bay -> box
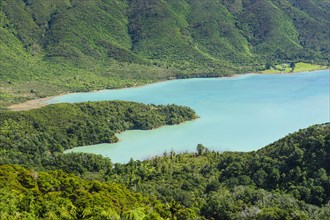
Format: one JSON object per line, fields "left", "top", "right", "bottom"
{"left": 47, "top": 70, "right": 330, "bottom": 163}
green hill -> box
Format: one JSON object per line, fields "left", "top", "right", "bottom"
{"left": 0, "top": 0, "right": 329, "bottom": 106}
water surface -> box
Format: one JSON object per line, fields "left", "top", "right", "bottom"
{"left": 48, "top": 70, "right": 330, "bottom": 163}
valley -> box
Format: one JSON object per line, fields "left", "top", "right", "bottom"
{"left": 0, "top": 0, "right": 329, "bottom": 219}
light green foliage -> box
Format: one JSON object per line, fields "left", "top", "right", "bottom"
{"left": 188, "top": 0, "right": 252, "bottom": 63}
{"left": 0, "top": 164, "right": 172, "bottom": 219}
{"left": 262, "top": 62, "right": 328, "bottom": 73}
{"left": 0, "top": 0, "right": 329, "bottom": 106}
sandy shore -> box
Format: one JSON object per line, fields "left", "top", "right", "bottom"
{"left": 7, "top": 68, "right": 329, "bottom": 112}
{"left": 7, "top": 97, "right": 51, "bottom": 111}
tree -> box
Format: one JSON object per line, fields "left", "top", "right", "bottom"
{"left": 121, "top": 208, "right": 146, "bottom": 220}
{"left": 196, "top": 144, "right": 208, "bottom": 156}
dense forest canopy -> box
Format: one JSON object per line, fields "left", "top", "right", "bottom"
{"left": 0, "top": 101, "right": 197, "bottom": 170}
{"left": 0, "top": 0, "right": 329, "bottom": 106}
{"left": 0, "top": 164, "right": 179, "bottom": 219}
{"left": 0, "top": 100, "right": 329, "bottom": 219}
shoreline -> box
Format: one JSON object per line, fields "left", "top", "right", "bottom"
{"left": 7, "top": 68, "right": 329, "bottom": 111}
{"left": 7, "top": 96, "right": 54, "bottom": 111}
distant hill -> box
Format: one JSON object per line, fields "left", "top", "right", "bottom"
{"left": 0, "top": 0, "right": 329, "bottom": 105}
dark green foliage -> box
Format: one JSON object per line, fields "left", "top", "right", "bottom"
{"left": 106, "top": 123, "right": 330, "bottom": 218}
{"left": 0, "top": 101, "right": 197, "bottom": 171}
{"left": 256, "top": 123, "right": 330, "bottom": 205}
{"left": 1, "top": 0, "right": 329, "bottom": 106}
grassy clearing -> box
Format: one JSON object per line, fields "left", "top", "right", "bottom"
{"left": 262, "top": 62, "right": 328, "bottom": 74}
{"left": 293, "top": 62, "right": 329, "bottom": 72}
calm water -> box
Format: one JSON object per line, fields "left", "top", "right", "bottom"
{"left": 47, "top": 70, "right": 330, "bottom": 163}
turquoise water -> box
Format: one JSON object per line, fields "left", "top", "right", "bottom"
{"left": 47, "top": 70, "right": 330, "bottom": 163}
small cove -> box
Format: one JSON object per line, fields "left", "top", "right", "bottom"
{"left": 47, "top": 70, "right": 330, "bottom": 163}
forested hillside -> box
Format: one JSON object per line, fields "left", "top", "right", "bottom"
{"left": 0, "top": 164, "right": 189, "bottom": 219}
{"left": 107, "top": 123, "right": 330, "bottom": 219}
{"left": 1, "top": 0, "right": 329, "bottom": 106}
{"left": 0, "top": 101, "right": 329, "bottom": 219}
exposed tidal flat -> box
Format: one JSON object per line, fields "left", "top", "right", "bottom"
{"left": 47, "top": 70, "right": 330, "bottom": 163}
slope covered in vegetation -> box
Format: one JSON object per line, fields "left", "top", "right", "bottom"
{"left": 0, "top": 101, "right": 329, "bottom": 219}
{"left": 0, "top": 164, "right": 196, "bottom": 219}
{"left": 106, "top": 123, "right": 330, "bottom": 219}
{"left": 1, "top": 0, "right": 329, "bottom": 106}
